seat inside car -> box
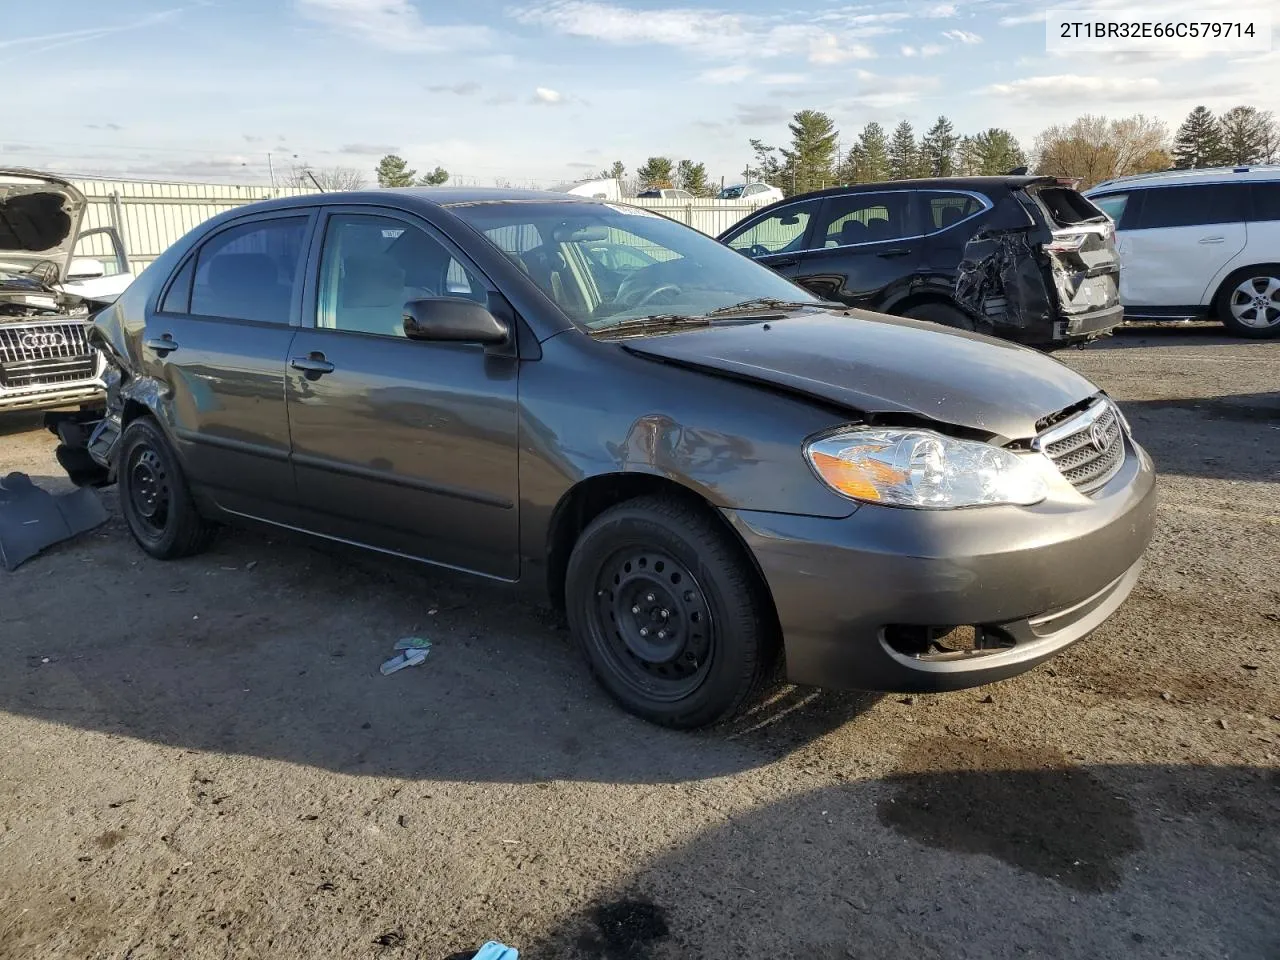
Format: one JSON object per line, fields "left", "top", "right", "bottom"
{"left": 203, "top": 253, "right": 289, "bottom": 320}
{"left": 335, "top": 253, "right": 407, "bottom": 336}
{"left": 838, "top": 220, "right": 868, "bottom": 246}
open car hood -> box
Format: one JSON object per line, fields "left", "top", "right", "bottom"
{"left": 0, "top": 169, "right": 88, "bottom": 285}
{"left": 619, "top": 311, "right": 1099, "bottom": 440}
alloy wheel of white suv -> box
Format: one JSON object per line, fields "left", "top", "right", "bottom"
{"left": 1220, "top": 268, "right": 1280, "bottom": 337}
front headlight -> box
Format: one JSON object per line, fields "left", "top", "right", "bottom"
{"left": 805, "top": 427, "right": 1048, "bottom": 509}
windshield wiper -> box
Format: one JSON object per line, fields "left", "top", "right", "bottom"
{"left": 704, "top": 297, "right": 845, "bottom": 318}
{"left": 591, "top": 314, "right": 712, "bottom": 336}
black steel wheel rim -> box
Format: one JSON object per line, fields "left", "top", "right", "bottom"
{"left": 127, "top": 445, "right": 171, "bottom": 538}
{"left": 589, "top": 546, "right": 715, "bottom": 701}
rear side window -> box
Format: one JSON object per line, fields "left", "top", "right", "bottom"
{"left": 1090, "top": 193, "right": 1129, "bottom": 223}
{"left": 159, "top": 256, "right": 195, "bottom": 313}
{"left": 927, "top": 193, "right": 985, "bottom": 232}
{"left": 190, "top": 217, "right": 308, "bottom": 323}
{"left": 1133, "top": 184, "right": 1247, "bottom": 229}
{"left": 1250, "top": 181, "right": 1280, "bottom": 221}
{"left": 816, "top": 192, "right": 918, "bottom": 247}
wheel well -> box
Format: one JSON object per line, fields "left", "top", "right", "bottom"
{"left": 888, "top": 291, "right": 959, "bottom": 317}
{"left": 1211, "top": 263, "right": 1280, "bottom": 314}
{"left": 121, "top": 399, "right": 151, "bottom": 425}
{"left": 543, "top": 473, "right": 774, "bottom": 617}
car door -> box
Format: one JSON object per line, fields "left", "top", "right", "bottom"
{"left": 789, "top": 191, "right": 924, "bottom": 308}
{"left": 284, "top": 207, "right": 520, "bottom": 580}
{"left": 1112, "top": 184, "right": 1248, "bottom": 310}
{"left": 143, "top": 210, "right": 313, "bottom": 517}
{"left": 720, "top": 198, "right": 821, "bottom": 280}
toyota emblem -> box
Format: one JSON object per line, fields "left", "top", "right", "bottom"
{"left": 1089, "top": 419, "right": 1108, "bottom": 452}
{"left": 19, "top": 331, "right": 68, "bottom": 349}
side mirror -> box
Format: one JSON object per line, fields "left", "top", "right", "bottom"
{"left": 402, "top": 297, "right": 509, "bottom": 344}
{"left": 67, "top": 257, "right": 106, "bottom": 279}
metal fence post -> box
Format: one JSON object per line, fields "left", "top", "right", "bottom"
{"left": 685, "top": 203, "right": 693, "bottom": 226}
{"left": 109, "top": 191, "right": 132, "bottom": 271}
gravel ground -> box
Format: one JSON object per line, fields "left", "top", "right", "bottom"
{"left": 1, "top": 325, "right": 1277, "bottom": 960}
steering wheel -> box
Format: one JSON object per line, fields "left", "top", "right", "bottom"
{"left": 629, "top": 283, "right": 683, "bottom": 310}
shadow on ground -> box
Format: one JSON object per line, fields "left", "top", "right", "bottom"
{"left": 1120, "top": 392, "right": 1280, "bottom": 483}
{"left": 1, "top": 480, "right": 879, "bottom": 786}
{"left": 528, "top": 747, "right": 1279, "bottom": 959}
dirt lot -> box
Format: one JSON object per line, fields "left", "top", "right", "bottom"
{"left": 1, "top": 325, "right": 1277, "bottom": 960}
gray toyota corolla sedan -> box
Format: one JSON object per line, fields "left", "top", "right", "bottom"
{"left": 50, "top": 188, "right": 1156, "bottom": 728}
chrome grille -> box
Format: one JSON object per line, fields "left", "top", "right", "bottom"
{"left": 1036, "top": 398, "right": 1126, "bottom": 493}
{"left": 0, "top": 322, "right": 98, "bottom": 390}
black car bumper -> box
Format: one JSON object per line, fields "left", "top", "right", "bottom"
{"left": 723, "top": 437, "right": 1156, "bottom": 693}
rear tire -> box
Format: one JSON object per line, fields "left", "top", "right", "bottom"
{"left": 118, "top": 417, "right": 216, "bottom": 559}
{"left": 1217, "top": 266, "right": 1280, "bottom": 338}
{"left": 902, "top": 301, "right": 992, "bottom": 336}
{"left": 564, "top": 495, "right": 778, "bottom": 729}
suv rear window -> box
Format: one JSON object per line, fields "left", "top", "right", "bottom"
{"left": 1030, "top": 186, "right": 1107, "bottom": 227}
{"left": 1250, "top": 181, "right": 1280, "bottom": 222}
{"left": 1133, "top": 184, "right": 1247, "bottom": 229}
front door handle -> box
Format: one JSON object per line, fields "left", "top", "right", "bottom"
{"left": 767, "top": 257, "right": 799, "bottom": 268}
{"left": 1199, "top": 236, "right": 1226, "bottom": 244}
{"left": 144, "top": 335, "right": 179, "bottom": 355}
{"left": 877, "top": 248, "right": 912, "bottom": 258}
{"left": 290, "top": 354, "right": 335, "bottom": 376}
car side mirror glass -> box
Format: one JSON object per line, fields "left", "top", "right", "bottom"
{"left": 402, "top": 297, "right": 509, "bottom": 344}
{"left": 67, "top": 257, "right": 106, "bottom": 279}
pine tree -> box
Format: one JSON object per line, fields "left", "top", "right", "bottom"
{"left": 888, "top": 121, "right": 919, "bottom": 180}
{"left": 780, "top": 110, "right": 839, "bottom": 195}
{"left": 598, "top": 160, "right": 626, "bottom": 180}
{"left": 637, "top": 157, "right": 675, "bottom": 189}
{"left": 971, "top": 128, "right": 1028, "bottom": 175}
{"left": 921, "top": 116, "right": 960, "bottom": 177}
{"left": 1218, "top": 106, "right": 1279, "bottom": 165}
{"left": 375, "top": 154, "right": 417, "bottom": 187}
{"left": 957, "top": 136, "right": 979, "bottom": 176}
{"left": 418, "top": 166, "right": 449, "bottom": 186}
{"left": 675, "top": 159, "right": 711, "bottom": 196}
{"left": 747, "top": 139, "right": 784, "bottom": 188}
{"left": 1172, "top": 107, "right": 1226, "bottom": 168}
{"left": 853, "top": 122, "right": 891, "bottom": 183}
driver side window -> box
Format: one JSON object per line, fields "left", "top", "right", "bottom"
{"left": 726, "top": 201, "right": 817, "bottom": 256}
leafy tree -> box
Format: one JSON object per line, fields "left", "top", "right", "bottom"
{"left": 920, "top": 115, "right": 960, "bottom": 177}
{"left": 1033, "top": 114, "right": 1170, "bottom": 188}
{"left": 598, "top": 160, "right": 626, "bottom": 180}
{"left": 1218, "top": 105, "right": 1279, "bottom": 165}
{"left": 675, "top": 159, "right": 712, "bottom": 196}
{"left": 418, "top": 166, "right": 449, "bottom": 186}
{"left": 746, "top": 139, "right": 784, "bottom": 188}
{"left": 287, "top": 166, "right": 366, "bottom": 190}
{"left": 636, "top": 156, "right": 675, "bottom": 189}
{"left": 971, "top": 128, "right": 1027, "bottom": 175}
{"left": 1172, "top": 106, "right": 1227, "bottom": 168}
{"left": 779, "top": 109, "right": 839, "bottom": 196}
{"left": 888, "top": 121, "right": 919, "bottom": 180}
{"left": 375, "top": 154, "right": 418, "bottom": 188}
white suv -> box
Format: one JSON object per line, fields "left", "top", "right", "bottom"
{"left": 1085, "top": 166, "right": 1280, "bottom": 338}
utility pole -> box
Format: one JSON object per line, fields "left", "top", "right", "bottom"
{"left": 267, "top": 152, "right": 276, "bottom": 191}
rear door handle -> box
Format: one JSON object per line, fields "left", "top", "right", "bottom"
{"left": 144, "top": 335, "right": 179, "bottom": 355}
{"left": 1199, "top": 237, "right": 1226, "bottom": 244}
{"left": 877, "top": 248, "right": 912, "bottom": 258}
{"left": 290, "top": 354, "right": 335, "bottom": 376}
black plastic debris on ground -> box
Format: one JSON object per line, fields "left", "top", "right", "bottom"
{"left": 0, "top": 472, "right": 108, "bottom": 571}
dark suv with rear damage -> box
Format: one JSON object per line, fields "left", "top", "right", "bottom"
{"left": 719, "top": 176, "right": 1123, "bottom": 349}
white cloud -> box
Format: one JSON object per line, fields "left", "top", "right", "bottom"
{"left": 919, "top": 43, "right": 944, "bottom": 57}
{"left": 295, "top": 0, "right": 491, "bottom": 51}
{"left": 839, "top": 68, "right": 940, "bottom": 108}
{"left": 0, "top": 7, "right": 188, "bottom": 57}
{"left": 511, "top": 1, "right": 874, "bottom": 63}
{"left": 943, "top": 29, "right": 981, "bottom": 44}
{"left": 700, "top": 65, "right": 752, "bottom": 84}
{"left": 984, "top": 74, "right": 1162, "bottom": 103}
{"left": 900, "top": 44, "right": 916, "bottom": 56}
{"left": 999, "top": 11, "right": 1045, "bottom": 26}
{"left": 923, "top": 3, "right": 957, "bottom": 16}
{"left": 533, "top": 86, "right": 564, "bottom": 104}
{"left": 760, "top": 72, "right": 809, "bottom": 85}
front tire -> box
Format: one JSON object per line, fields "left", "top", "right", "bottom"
{"left": 902, "top": 301, "right": 992, "bottom": 336}
{"left": 564, "top": 495, "right": 778, "bottom": 729}
{"left": 118, "top": 417, "right": 216, "bottom": 559}
{"left": 1217, "top": 266, "right": 1280, "bottom": 338}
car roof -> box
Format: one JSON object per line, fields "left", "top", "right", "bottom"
{"left": 213, "top": 186, "right": 599, "bottom": 216}
{"left": 1087, "top": 164, "right": 1280, "bottom": 193}
{"left": 776, "top": 176, "right": 1057, "bottom": 203}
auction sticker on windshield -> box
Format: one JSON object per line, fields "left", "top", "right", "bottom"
{"left": 1046, "top": 9, "right": 1271, "bottom": 52}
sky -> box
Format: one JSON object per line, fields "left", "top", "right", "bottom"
{"left": 2, "top": 0, "right": 1278, "bottom": 187}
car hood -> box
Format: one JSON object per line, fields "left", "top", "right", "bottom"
{"left": 0, "top": 168, "right": 88, "bottom": 285}
{"left": 619, "top": 311, "right": 1099, "bottom": 440}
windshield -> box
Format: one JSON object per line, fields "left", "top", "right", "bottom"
{"left": 450, "top": 201, "right": 819, "bottom": 330}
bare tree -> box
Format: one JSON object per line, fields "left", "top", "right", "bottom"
{"left": 288, "top": 165, "right": 367, "bottom": 190}
{"left": 1033, "top": 114, "right": 1169, "bottom": 188}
